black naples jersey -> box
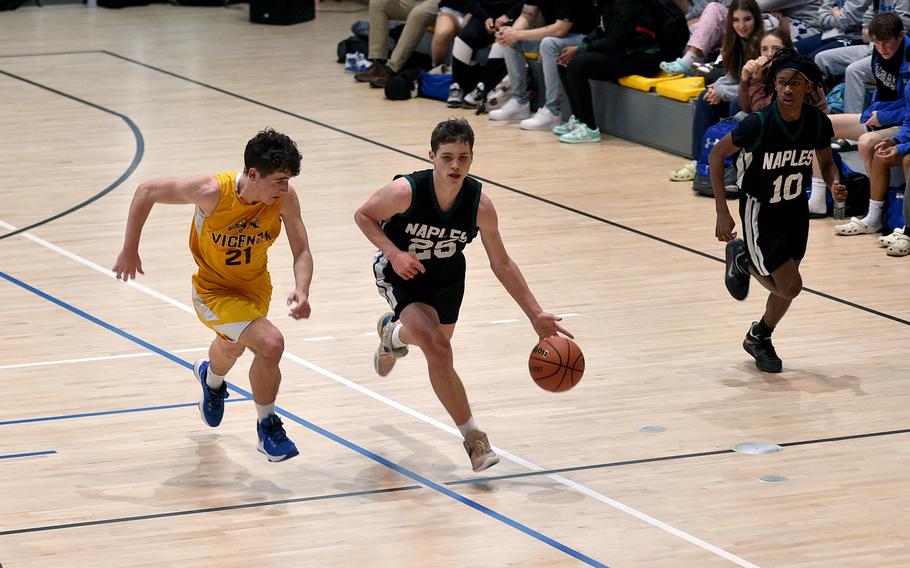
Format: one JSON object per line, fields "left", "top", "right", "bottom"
{"left": 732, "top": 103, "right": 833, "bottom": 205}
{"left": 381, "top": 169, "right": 482, "bottom": 268}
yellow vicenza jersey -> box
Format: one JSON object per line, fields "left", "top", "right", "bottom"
{"left": 189, "top": 171, "right": 283, "bottom": 296}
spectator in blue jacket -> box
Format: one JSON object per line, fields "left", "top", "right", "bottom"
{"left": 830, "top": 13, "right": 910, "bottom": 232}
{"left": 815, "top": 0, "right": 910, "bottom": 114}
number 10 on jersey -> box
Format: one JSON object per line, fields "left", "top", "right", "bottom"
{"left": 769, "top": 173, "right": 803, "bottom": 203}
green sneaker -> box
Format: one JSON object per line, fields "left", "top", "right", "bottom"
{"left": 559, "top": 124, "right": 601, "bottom": 144}
{"left": 552, "top": 115, "right": 579, "bottom": 135}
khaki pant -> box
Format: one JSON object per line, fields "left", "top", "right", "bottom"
{"left": 368, "top": 0, "right": 439, "bottom": 72}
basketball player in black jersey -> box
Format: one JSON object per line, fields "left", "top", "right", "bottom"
{"left": 354, "top": 118, "right": 572, "bottom": 471}
{"left": 710, "top": 51, "right": 847, "bottom": 373}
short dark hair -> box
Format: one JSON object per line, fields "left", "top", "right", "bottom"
{"left": 869, "top": 12, "right": 903, "bottom": 41}
{"left": 244, "top": 128, "right": 301, "bottom": 177}
{"left": 430, "top": 118, "right": 474, "bottom": 152}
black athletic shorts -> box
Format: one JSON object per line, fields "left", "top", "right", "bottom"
{"left": 739, "top": 194, "right": 809, "bottom": 276}
{"left": 372, "top": 251, "right": 466, "bottom": 324}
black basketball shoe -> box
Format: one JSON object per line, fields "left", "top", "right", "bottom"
{"left": 743, "top": 326, "right": 783, "bottom": 373}
{"left": 724, "top": 239, "right": 751, "bottom": 301}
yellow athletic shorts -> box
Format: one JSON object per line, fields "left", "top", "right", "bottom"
{"left": 191, "top": 285, "right": 270, "bottom": 342}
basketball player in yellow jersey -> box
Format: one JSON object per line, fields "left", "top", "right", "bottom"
{"left": 113, "top": 128, "right": 312, "bottom": 462}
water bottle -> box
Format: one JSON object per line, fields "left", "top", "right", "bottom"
{"left": 833, "top": 200, "right": 846, "bottom": 220}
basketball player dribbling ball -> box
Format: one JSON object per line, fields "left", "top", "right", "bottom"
{"left": 113, "top": 128, "right": 313, "bottom": 462}
{"left": 710, "top": 51, "right": 847, "bottom": 373}
{"left": 354, "top": 118, "right": 572, "bottom": 472}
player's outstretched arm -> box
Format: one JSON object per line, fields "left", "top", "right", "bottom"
{"left": 354, "top": 177, "right": 425, "bottom": 280}
{"left": 281, "top": 187, "right": 313, "bottom": 319}
{"left": 112, "top": 175, "right": 220, "bottom": 281}
{"left": 710, "top": 133, "right": 741, "bottom": 242}
{"left": 477, "top": 194, "right": 573, "bottom": 340}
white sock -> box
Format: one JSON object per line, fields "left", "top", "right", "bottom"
{"left": 808, "top": 178, "right": 827, "bottom": 212}
{"left": 861, "top": 200, "right": 885, "bottom": 227}
{"left": 457, "top": 417, "right": 479, "bottom": 438}
{"left": 390, "top": 323, "right": 406, "bottom": 349}
{"left": 205, "top": 367, "right": 226, "bottom": 389}
{"left": 681, "top": 50, "right": 700, "bottom": 65}
{"left": 255, "top": 403, "right": 275, "bottom": 421}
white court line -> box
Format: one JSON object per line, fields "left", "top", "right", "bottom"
{"left": 489, "top": 318, "right": 519, "bottom": 324}
{"left": 303, "top": 336, "right": 335, "bottom": 342}
{"left": 0, "top": 347, "right": 207, "bottom": 370}
{"left": 0, "top": 220, "right": 759, "bottom": 568}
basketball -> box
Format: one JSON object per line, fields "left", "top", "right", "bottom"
{"left": 529, "top": 336, "right": 585, "bottom": 392}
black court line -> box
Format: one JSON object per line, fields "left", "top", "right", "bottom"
{"left": 453, "top": 425, "right": 910, "bottom": 485}
{"left": 0, "top": 49, "right": 103, "bottom": 59}
{"left": 779, "top": 427, "right": 910, "bottom": 448}
{"left": 96, "top": 50, "right": 910, "bottom": 328}
{"left": 5, "top": 425, "right": 910, "bottom": 536}
{"left": 0, "top": 68, "right": 144, "bottom": 241}
{"left": 0, "top": 485, "right": 421, "bottom": 536}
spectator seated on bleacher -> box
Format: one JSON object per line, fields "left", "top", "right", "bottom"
{"left": 355, "top": 0, "right": 440, "bottom": 89}
{"left": 442, "top": 0, "right": 524, "bottom": 108}
{"left": 830, "top": 13, "right": 910, "bottom": 234}
{"left": 756, "top": 0, "right": 821, "bottom": 52}
{"left": 799, "top": 0, "right": 869, "bottom": 58}
{"left": 815, "top": 0, "right": 910, "bottom": 117}
{"left": 554, "top": 0, "right": 690, "bottom": 144}
{"left": 661, "top": 0, "right": 733, "bottom": 76}
{"left": 670, "top": 0, "right": 764, "bottom": 181}
{"left": 488, "top": 0, "right": 597, "bottom": 131}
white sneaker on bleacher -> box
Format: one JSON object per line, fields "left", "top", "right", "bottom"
{"left": 520, "top": 107, "right": 562, "bottom": 130}
{"left": 489, "top": 99, "right": 530, "bottom": 121}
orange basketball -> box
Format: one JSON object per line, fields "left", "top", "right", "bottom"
{"left": 529, "top": 336, "right": 585, "bottom": 392}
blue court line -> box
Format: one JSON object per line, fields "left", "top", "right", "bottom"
{"left": 0, "top": 450, "right": 56, "bottom": 460}
{"left": 0, "top": 270, "right": 608, "bottom": 568}
{"left": 0, "top": 399, "right": 250, "bottom": 427}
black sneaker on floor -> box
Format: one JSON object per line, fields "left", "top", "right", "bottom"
{"left": 724, "top": 239, "right": 751, "bottom": 301}
{"left": 743, "top": 329, "right": 783, "bottom": 373}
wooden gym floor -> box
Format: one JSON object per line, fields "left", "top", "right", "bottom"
{"left": 0, "top": 3, "right": 908, "bottom": 566}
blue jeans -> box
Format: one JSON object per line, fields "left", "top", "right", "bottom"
{"left": 502, "top": 33, "right": 585, "bottom": 114}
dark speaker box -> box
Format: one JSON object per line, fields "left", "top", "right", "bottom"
{"left": 249, "top": 0, "right": 314, "bottom": 24}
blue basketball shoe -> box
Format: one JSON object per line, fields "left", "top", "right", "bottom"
{"left": 194, "top": 359, "right": 228, "bottom": 427}
{"left": 257, "top": 415, "right": 299, "bottom": 462}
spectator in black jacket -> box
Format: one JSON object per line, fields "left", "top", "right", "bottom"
{"left": 440, "top": 0, "right": 524, "bottom": 108}
{"left": 555, "top": 0, "right": 669, "bottom": 144}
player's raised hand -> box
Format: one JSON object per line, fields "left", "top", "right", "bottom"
{"left": 391, "top": 250, "right": 426, "bottom": 280}
{"left": 287, "top": 290, "right": 311, "bottom": 319}
{"left": 531, "top": 312, "right": 574, "bottom": 340}
{"left": 113, "top": 249, "right": 144, "bottom": 281}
